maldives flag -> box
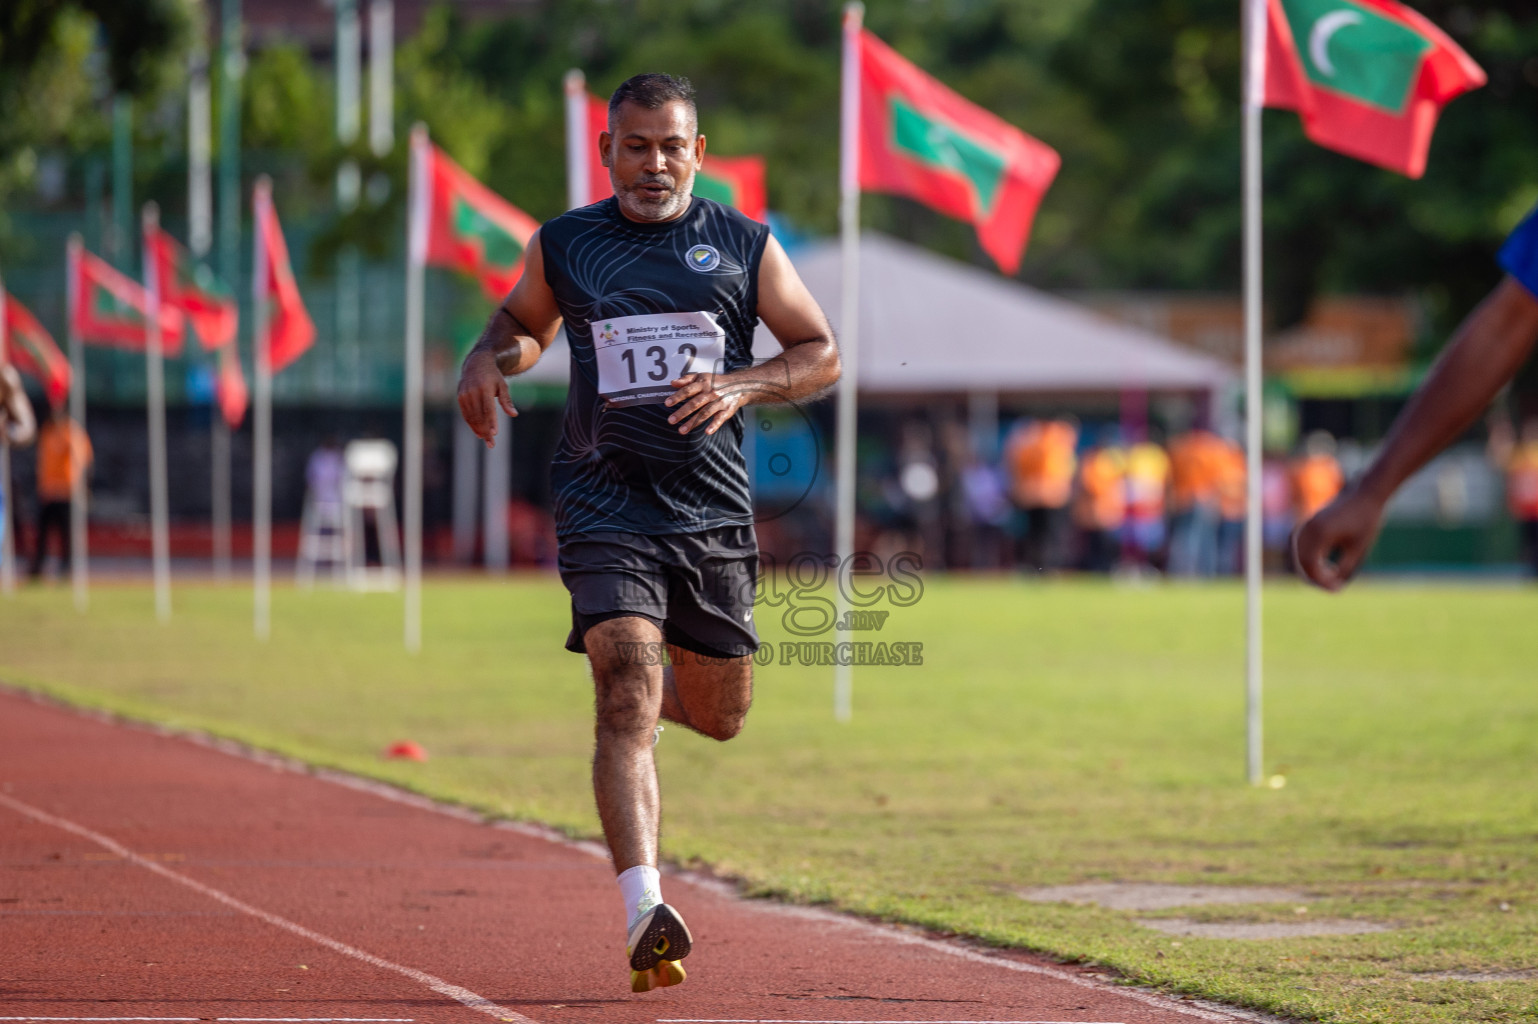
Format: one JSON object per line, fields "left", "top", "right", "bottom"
{"left": 1256, "top": 0, "right": 1485, "bottom": 178}
{"left": 856, "top": 29, "right": 1061, "bottom": 275}
{"left": 695, "top": 154, "right": 768, "bottom": 223}
{"left": 71, "top": 247, "right": 186, "bottom": 355}
{"left": 3, "top": 292, "right": 71, "bottom": 405}
{"left": 415, "top": 136, "right": 540, "bottom": 303}
{"left": 215, "top": 342, "right": 248, "bottom": 429}
{"left": 254, "top": 181, "right": 315, "bottom": 373}
{"left": 146, "top": 225, "right": 238, "bottom": 350}
{"left": 582, "top": 92, "right": 611, "bottom": 206}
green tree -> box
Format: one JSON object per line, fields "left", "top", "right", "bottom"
{"left": 0, "top": 0, "right": 192, "bottom": 241}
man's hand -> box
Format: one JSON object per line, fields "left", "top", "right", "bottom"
{"left": 662, "top": 372, "right": 755, "bottom": 436}
{"left": 457, "top": 349, "right": 517, "bottom": 449}
{"left": 1292, "top": 486, "right": 1387, "bottom": 592}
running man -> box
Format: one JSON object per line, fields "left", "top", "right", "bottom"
{"left": 456, "top": 73, "right": 840, "bottom": 991}
{"left": 1294, "top": 202, "right": 1538, "bottom": 589}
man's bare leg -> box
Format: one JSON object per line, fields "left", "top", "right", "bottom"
{"left": 585, "top": 615, "right": 666, "bottom": 875}
{"left": 660, "top": 645, "right": 753, "bottom": 741}
{"left": 585, "top": 619, "right": 757, "bottom": 868}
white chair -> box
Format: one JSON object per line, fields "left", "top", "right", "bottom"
{"left": 342, "top": 439, "right": 402, "bottom": 592}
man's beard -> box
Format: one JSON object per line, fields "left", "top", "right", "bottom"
{"left": 615, "top": 169, "right": 694, "bottom": 222}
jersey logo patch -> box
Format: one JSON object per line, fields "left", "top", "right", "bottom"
{"left": 685, "top": 244, "right": 721, "bottom": 273}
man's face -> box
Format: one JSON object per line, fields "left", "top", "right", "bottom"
{"left": 601, "top": 99, "right": 706, "bottom": 223}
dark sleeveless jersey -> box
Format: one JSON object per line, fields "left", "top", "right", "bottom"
{"left": 539, "top": 196, "right": 770, "bottom": 537}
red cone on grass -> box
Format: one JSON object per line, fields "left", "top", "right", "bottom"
{"left": 385, "top": 740, "right": 429, "bottom": 762}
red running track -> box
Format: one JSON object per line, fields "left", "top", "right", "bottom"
{"left": 0, "top": 689, "right": 1282, "bottom": 1024}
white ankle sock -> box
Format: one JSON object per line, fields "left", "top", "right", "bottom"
{"left": 618, "top": 864, "right": 663, "bottom": 931}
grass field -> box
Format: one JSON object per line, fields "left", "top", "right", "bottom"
{"left": 2, "top": 574, "right": 1537, "bottom": 1023}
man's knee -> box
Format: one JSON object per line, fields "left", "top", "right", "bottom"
{"left": 593, "top": 665, "right": 658, "bottom": 733}
{"left": 698, "top": 711, "right": 746, "bottom": 743}
{"left": 674, "top": 656, "right": 753, "bottom": 742}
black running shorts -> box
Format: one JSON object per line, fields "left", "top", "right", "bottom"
{"left": 558, "top": 526, "right": 760, "bottom": 659}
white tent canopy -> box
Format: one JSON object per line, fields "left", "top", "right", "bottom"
{"left": 753, "top": 232, "right": 1234, "bottom": 395}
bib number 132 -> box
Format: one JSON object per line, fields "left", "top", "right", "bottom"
{"left": 593, "top": 310, "right": 727, "bottom": 408}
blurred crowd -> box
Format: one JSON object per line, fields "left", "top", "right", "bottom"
{"left": 862, "top": 415, "right": 1350, "bottom": 577}
{"left": 1004, "top": 418, "right": 1349, "bottom": 576}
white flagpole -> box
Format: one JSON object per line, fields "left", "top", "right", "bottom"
{"left": 189, "top": 46, "right": 231, "bottom": 583}
{"left": 0, "top": 275, "right": 12, "bottom": 597}
{"left": 833, "top": 1, "right": 864, "bottom": 723}
{"left": 253, "top": 177, "right": 273, "bottom": 640}
{"left": 368, "top": 0, "right": 394, "bottom": 158}
{"left": 1243, "top": 0, "right": 1266, "bottom": 786}
{"left": 564, "top": 69, "right": 590, "bottom": 210}
{"left": 403, "top": 123, "right": 428, "bottom": 652}
{"left": 142, "top": 205, "right": 173, "bottom": 622}
{"left": 66, "top": 235, "right": 89, "bottom": 611}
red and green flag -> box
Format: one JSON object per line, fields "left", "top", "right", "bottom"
{"left": 582, "top": 92, "right": 612, "bottom": 206}
{"left": 254, "top": 180, "right": 315, "bottom": 374}
{"left": 215, "top": 342, "right": 248, "bottom": 429}
{"left": 855, "top": 28, "right": 1061, "bottom": 275}
{"left": 414, "top": 136, "right": 540, "bottom": 303}
{"left": 146, "top": 225, "right": 238, "bottom": 350}
{"left": 694, "top": 154, "right": 768, "bottom": 223}
{"left": 70, "top": 247, "right": 186, "bottom": 355}
{"left": 579, "top": 88, "right": 769, "bottom": 221}
{"left": 3, "top": 291, "right": 71, "bottom": 405}
{"left": 1255, "top": 0, "right": 1484, "bottom": 178}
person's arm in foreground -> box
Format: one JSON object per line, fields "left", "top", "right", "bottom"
{"left": 1294, "top": 276, "right": 1538, "bottom": 590}
{"left": 0, "top": 366, "right": 36, "bottom": 447}
{"left": 663, "top": 234, "right": 842, "bottom": 436}
{"left": 456, "top": 228, "right": 564, "bottom": 448}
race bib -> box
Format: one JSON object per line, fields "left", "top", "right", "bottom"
{"left": 592, "top": 311, "right": 727, "bottom": 407}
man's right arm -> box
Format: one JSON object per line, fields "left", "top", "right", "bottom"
{"left": 457, "top": 228, "right": 564, "bottom": 448}
{"left": 1295, "top": 275, "right": 1538, "bottom": 590}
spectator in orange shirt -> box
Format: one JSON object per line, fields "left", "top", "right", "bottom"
{"left": 1487, "top": 415, "right": 1538, "bottom": 576}
{"left": 1167, "top": 428, "right": 1225, "bottom": 577}
{"left": 1072, "top": 430, "right": 1126, "bottom": 573}
{"left": 1213, "top": 436, "right": 1247, "bottom": 576}
{"left": 1005, "top": 417, "right": 1078, "bottom": 572}
{"left": 29, "top": 404, "right": 92, "bottom": 580}
{"left": 1290, "top": 431, "right": 1345, "bottom": 523}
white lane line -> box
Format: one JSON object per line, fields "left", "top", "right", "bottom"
{"left": 656, "top": 1020, "right": 1127, "bottom": 1023}
{"left": 0, "top": 1018, "right": 201, "bottom": 1022}
{"left": 0, "top": 792, "right": 535, "bottom": 1024}
{"left": 0, "top": 1019, "right": 413, "bottom": 1022}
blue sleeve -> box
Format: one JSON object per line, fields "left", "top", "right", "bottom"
{"left": 1498, "top": 203, "right": 1538, "bottom": 300}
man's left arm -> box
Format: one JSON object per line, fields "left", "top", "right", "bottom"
{"left": 665, "top": 234, "right": 841, "bottom": 436}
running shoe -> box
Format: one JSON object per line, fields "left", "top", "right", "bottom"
{"left": 626, "top": 902, "right": 692, "bottom": 992}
